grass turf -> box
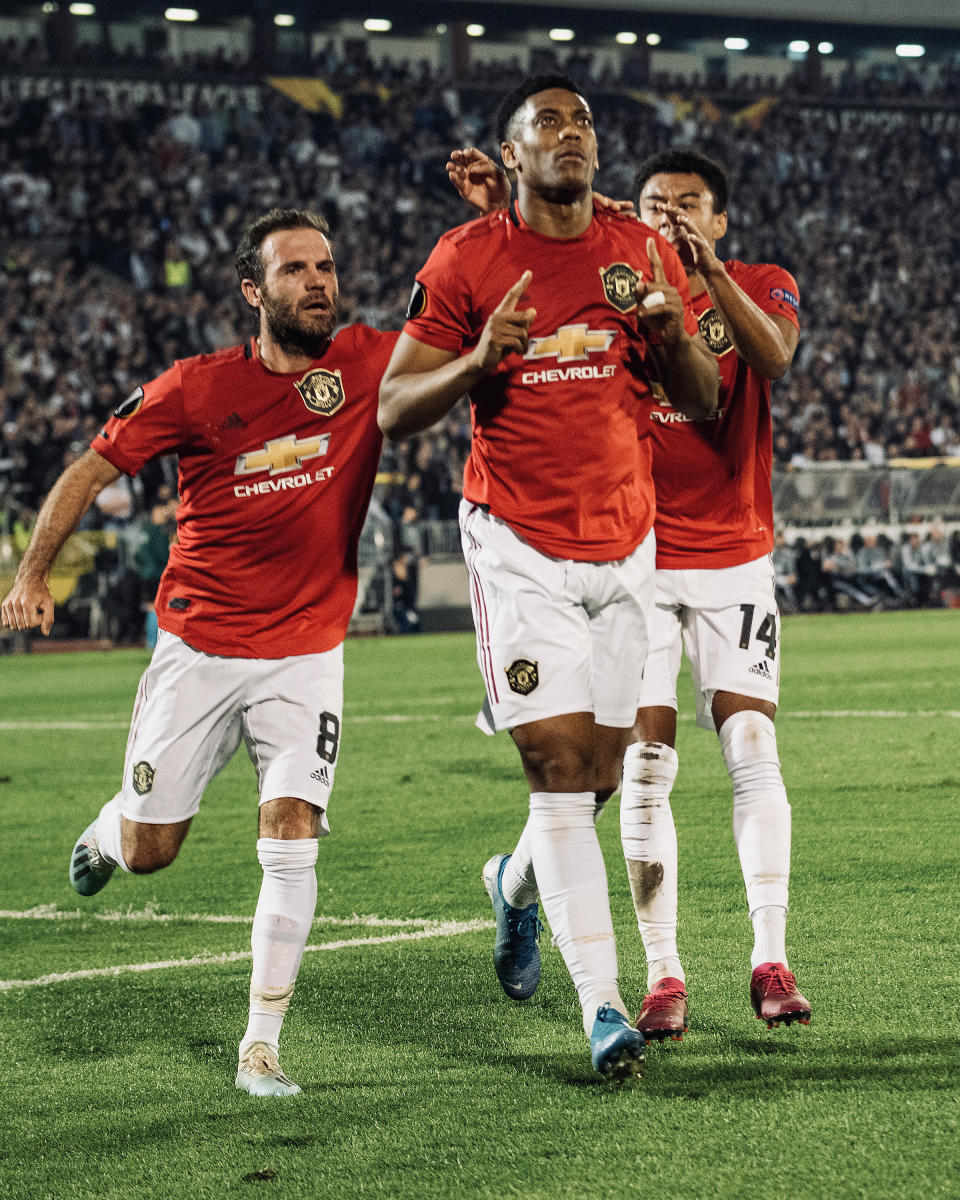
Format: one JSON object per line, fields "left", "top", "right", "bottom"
{"left": 0, "top": 610, "right": 958, "bottom": 1199}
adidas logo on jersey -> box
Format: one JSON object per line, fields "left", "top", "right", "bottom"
{"left": 749, "top": 660, "right": 773, "bottom": 678}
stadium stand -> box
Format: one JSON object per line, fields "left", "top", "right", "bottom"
{"left": 2, "top": 22, "right": 960, "bottom": 638}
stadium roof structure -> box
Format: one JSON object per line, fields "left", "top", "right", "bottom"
{"left": 8, "top": 0, "right": 960, "bottom": 60}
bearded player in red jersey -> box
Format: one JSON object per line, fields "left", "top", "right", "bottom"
{"left": 620, "top": 149, "right": 810, "bottom": 1042}
{"left": 379, "top": 76, "right": 718, "bottom": 1081}
{"left": 1, "top": 209, "right": 395, "bottom": 1097}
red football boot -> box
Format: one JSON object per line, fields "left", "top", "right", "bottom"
{"left": 634, "top": 976, "right": 689, "bottom": 1042}
{"left": 750, "top": 962, "right": 811, "bottom": 1028}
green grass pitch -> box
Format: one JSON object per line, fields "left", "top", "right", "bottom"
{"left": 1, "top": 610, "right": 958, "bottom": 1199}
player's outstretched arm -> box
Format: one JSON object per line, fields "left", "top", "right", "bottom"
{"left": 379, "top": 272, "right": 536, "bottom": 440}
{"left": 636, "top": 239, "right": 718, "bottom": 420}
{"left": 1, "top": 448, "right": 122, "bottom": 635}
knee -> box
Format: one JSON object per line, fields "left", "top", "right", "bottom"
{"left": 622, "top": 740, "right": 679, "bottom": 792}
{"left": 516, "top": 738, "right": 593, "bottom": 793}
{"left": 718, "top": 709, "right": 787, "bottom": 800}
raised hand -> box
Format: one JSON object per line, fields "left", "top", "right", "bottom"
{"left": 446, "top": 147, "right": 511, "bottom": 215}
{"left": 470, "top": 271, "right": 537, "bottom": 372}
{"left": 635, "top": 239, "right": 687, "bottom": 345}
{"left": 648, "top": 201, "right": 721, "bottom": 275}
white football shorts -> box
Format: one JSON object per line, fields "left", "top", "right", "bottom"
{"left": 116, "top": 630, "right": 344, "bottom": 830}
{"left": 637, "top": 553, "right": 781, "bottom": 730}
{"left": 460, "top": 499, "right": 655, "bottom": 732}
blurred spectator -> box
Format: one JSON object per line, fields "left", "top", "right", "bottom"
{"left": 134, "top": 483, "right": 178, "bottom": 647}
{"left": 390, "top": 548, "right": 421, "bottom": 634}
{"left": 771, "top": 529, "right": 799, "bottom": 613}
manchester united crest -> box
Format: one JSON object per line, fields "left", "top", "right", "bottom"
{"left": 506, "top": 658, "right": 539, "bottom": 696}
{"left": 295, "top": 368, "right": 346, "bottom": 416}
{"left": 132, "top": 761, "right": 155, "bottom": 796}
{"left": 599, "top": 263, "right": 640, "bottom": 314}
{"left": 698, "top": 307, "right": 734, "bottom": 356}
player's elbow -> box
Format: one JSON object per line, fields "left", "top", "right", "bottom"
{"left": 377, "top": 376, "right": 410, "bottom": 442}
{"left": 765, "top": 354, "right": 793, "bottom": 381}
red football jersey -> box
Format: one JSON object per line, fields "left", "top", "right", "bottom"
{"left": 646, "top": 261, "right": 800, "bottom": 568}
{"left": 404, "top": 201, "right": 699, "bottom": 562}
{"left": 94, "top": 325, "right": 395, "bottom": 657}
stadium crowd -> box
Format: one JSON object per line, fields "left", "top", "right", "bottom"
{"left": 2, "top": 41, "right": 960, "bottom": 626}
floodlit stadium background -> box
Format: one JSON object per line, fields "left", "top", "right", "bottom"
{"left": 2, "top": 0, "right": 960, "bottom": 644}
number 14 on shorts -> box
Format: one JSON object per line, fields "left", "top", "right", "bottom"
{"left": 738, "top": 603, "right": 778, "bottom": 660}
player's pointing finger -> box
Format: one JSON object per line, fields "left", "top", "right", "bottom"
{"left": 495, "top": 270, "right": 533, "bottom": 313}
{"left": 647, "top": 238, "right": 667, "bottom": 282}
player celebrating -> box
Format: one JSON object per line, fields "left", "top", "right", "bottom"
{"left": 379, "top": 76, "right": 718, "bottom": 1080}
{"left": 619, "top": 149, "right": 809, "bottom": 1040}
{"left": 446, "top": 145, "right": 808, "bottom": 1040}
{"left": 1, "top": 209, "right": 395, "bottom": 1097}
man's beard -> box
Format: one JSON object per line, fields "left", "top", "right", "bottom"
{"left": 260, "top": 287, "right": 338, "bottom": 358}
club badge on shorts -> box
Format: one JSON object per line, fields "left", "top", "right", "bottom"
{"left": 599, "top": 263, "right": 640, "bottom": 313}
{"left": 296, "top": 368, "right": 345, "bottom": 416}
{"left": 506, "top": 658, "right": 539, "bottom": 696}
{"left": 132, "top": 761, "right": 155, "bottom": 795}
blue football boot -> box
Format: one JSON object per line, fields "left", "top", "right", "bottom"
{"left": 481, "top": 853, "right": 543, "bottom": 1000}
{"left": 69, "top": 820, "right": 116, "bottom": 896}
{"left": 590, "top": 1002, "right": 645, "bottom": 1081}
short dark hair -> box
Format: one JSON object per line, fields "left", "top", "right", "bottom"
{"left": 494, "top": 73, "right": 586, "bottom": 145}
{"left": 633, "top": 149, "right": 729, "bottom": 214}
{"left": 235, "top": 208, "right": 330, "bottom": 286}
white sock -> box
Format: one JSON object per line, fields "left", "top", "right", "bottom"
{"left": 719, "top": 710, "right": 791, "bottom": 968}
{"left": 751, "top": 905, "right": 788, "bottom": 970}
{"left": 619, "top": 741, "right": 684, "bottom": 989}
{"left": 501, "top": 794, "right": 615, "bottom": 910}
{"left": 526, "top": 791, "right": 625, "bottom": 1034}
{"left": 500, "top": 823, "right": 539, "bottom": 908}
{"left": 240, "top": 837, "right": 318, "bottom": 1056}
{"left": 93, "top": 794, "right": 130, "bottom": 872}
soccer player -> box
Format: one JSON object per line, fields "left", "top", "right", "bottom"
{"left": 1, "top": 208, "right": 395, "bottom": 1097}
{"left": 446, "top": 145, "right": 809, "bottom": 1041}
{"left": 378, "top": 76, "right": 718, "bottom": 1080}
{"left": 620, "top": 149, "right": 809, "bottom": 1040}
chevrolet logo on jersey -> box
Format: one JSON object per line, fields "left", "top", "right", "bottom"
{"left": 524, "top": 324, "right": 616, "bottom": 363}
{"left": 698, "top": 307, "right": 734, "bottom": 357}
{"left": 235, "top": 433, "right": 331, "bottom": 476}
{"left": 599, "top": 262, "right": 640, "bottom": 313}
{"left": 296, "top": 367, "right": 346, "bottom": 416}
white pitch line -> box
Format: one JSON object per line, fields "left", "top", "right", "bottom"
{"left": 0, "top": 917, "right": 493, "bottom": 992}
{"left": 785, "top": 709, "right": 960, "bottom": 719}
{"left": 0, "top": 905, "right": 435, "bottom": 928}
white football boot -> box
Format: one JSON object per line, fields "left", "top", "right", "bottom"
{"left": 235, "top": 1042, "right": 302, "bottom": 1097}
